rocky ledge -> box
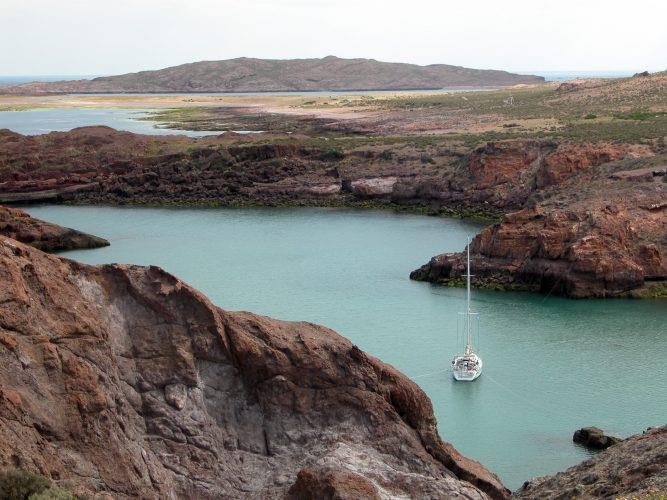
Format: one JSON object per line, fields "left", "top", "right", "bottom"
{"left": 2, "top": 128, "right": 665, "bottom": 298}
{"left": 0, "top": 205, "right": 109, "bottom": 251}
{"left": 512, "top": 425, "right": 667, "bottom": 499}
{"left": 0, "top": 234, "right": 508, "bottom": 499}
{"left": 411, "top": 141, "right": 666, "bottom": 298}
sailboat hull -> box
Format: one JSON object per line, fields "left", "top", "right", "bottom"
{"left": 452, "top": 368, "right": 482, "bottom": 381}
{"left": 452, "top": 354, "right": 483, "bottom": 381}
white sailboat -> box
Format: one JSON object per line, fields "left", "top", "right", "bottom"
{"left": 452, "top": 238, "right": 483, "bottom": 381}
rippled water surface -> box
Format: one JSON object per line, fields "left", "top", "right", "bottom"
{"left": 25, "top": 205, "right": 667, "bottom": 490}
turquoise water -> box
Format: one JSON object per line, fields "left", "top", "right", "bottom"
{"left": 24, "top": 205, "right": 667, "bottom": 490}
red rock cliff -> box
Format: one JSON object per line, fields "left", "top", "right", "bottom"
{"left": 0, "top": 235, "right": 508, "bottom": 499}
{"left": 411, "top": 141, "right": 666, "bottom": 298}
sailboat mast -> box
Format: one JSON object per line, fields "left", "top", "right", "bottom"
{"left": 466, "top": 238, "right": 472, "bottom": 352}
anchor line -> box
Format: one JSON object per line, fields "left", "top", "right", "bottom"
{"left": 409, "top": 368, "right": 451, "bottom": 380}
{"left": 482, "top": 372, "right": 574, "bottom": 420}
{"left": 406, "top": 369, "right": 577, "bottom": 421}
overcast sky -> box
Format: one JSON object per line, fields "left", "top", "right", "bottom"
{"left": 2, "top": 0, "right": 665, "bottom": 75}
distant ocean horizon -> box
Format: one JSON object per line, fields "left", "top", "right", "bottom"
{"left": 520, "top": 70, "right": 642, "bottom": 81}
{"left": 0, "top": 75, "right": 101, "bottom": 85}
{"left": 0, "top": 70, "right": 652, "bottom": 86}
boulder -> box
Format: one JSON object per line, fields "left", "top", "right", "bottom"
{"left": 573, "top": 427, "right": 621, "bottom": 450}
{"left": 286, "top": 466, "right": 381, "bottom": 500}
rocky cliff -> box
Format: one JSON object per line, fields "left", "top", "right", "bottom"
{"left": 410, "top": 141, "right": 666, "bottom": 298}
{"left": 2, "top": 56, "right": 543, "bottom": 94}
{"left": 0, "top": 205, "right": 108, "bottom": 251}
{"left": 1, "top": 128, "right": 665, "bottom": 298}
{"left": 512, "top": 425, "right": 667, "bottom": 499}
{"left": 0, "top": 234, "right": 508, "bottom": 499}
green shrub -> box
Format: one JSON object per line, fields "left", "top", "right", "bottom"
{"left": 29, "top": 486, "right": 76, "bottom": 500}
{"left": 318, "top": 149, "right": 345, "bottom": 161}
{"left": 378, "top": 149, "right": 394, "bottom": 160}
{"left": 420, "top": 153, "right": 435, "bottom": 164}
{"left": 584, "top": 113, "right": 597, "bottom": 119}
{"left": 0, "top": 469, "right": 51, "bottom": 500}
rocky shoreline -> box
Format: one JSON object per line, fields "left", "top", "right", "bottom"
{"left": 1, "top": 127, "right": 665, "bottom": 298}
{"left": 0, "top": 212, "right": 665, "bottom": 498}
{"left": 407, "top": 140, "right": 666, "bottom": 298}
{"left": 0, "top": 204, "right": 108, "bottom": 251}
{"left": 513, "top": 426, "right": 666, "bottom": 499}
{"left": 0, "top": 230, "right": 508, "bottom": 499}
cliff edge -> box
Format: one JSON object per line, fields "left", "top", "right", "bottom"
{"left": 410, "top": 141, "right": 666, "bottom": 298}
{"left": 0, "top": 234, "right": 508, "bottom": 499}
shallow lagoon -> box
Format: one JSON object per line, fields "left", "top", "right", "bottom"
{"left": 0, "top": 108, "right": 219, "bottom": 136}
{"left": 25, "top": 205, "right": 667, "bottom": 490}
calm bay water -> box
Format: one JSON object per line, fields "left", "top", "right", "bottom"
{"left": 0, "top": 108, "right": 219, "bottom": 137}
{"left": 25, "top": 205, "right": 667, "bottom": 490}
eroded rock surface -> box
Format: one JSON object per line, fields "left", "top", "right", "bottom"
{"left": 0, "top": 235, "right": 508, "bottom": 499}
{"left": 0, "top": 205, "right": 108, "bottom": 251}
{"left": 411, "top": 142, "right": 666, "bottom": 298}
{"left": 2, "top": 127, "right": 664, "bottom": 298}
{"left": 512, "top": 426, "right": 667, "bottom": 499}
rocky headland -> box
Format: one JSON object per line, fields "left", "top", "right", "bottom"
{"left": 0, "top": 204, "right": 108, "bottom": 251}
{"left": 409, "top": 140, "right": 667, "bottom": 298}
{"left": 0, "top": 232, "right": 508, "bottom": 499}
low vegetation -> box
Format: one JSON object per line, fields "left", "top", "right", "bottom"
{"left": 129, "top": 72, "right": 667, "bottom": 146}
{"left": 0, "top": 469, "right": 76, "bottom": 500}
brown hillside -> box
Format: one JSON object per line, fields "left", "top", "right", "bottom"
{"left": 2, "top": 56, "right": 544, "bottom": 94}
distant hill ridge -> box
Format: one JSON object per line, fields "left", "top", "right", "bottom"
{"left": 2, "top": 56, "right": 544, "bottom": 94}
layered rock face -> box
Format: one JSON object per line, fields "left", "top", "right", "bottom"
{"left": 512, "top": 426, "right": 667, "bottom": 499}
{"left": 0, "top": 235, "right": 508, "bottom": 499}
{"left": 411, "top": 141, "right": 666, "bottom": 298}
{"left": 2, "top": 127, "right": 664, "bottom": 298}
{"left": 0, "top": 205, "right": 109, "bottom": 251}
{"left": 0, "top": 128, "right": 412, "bottom": 206}
{"left": 411, "top": 202, "right": 666, "bottom": 298}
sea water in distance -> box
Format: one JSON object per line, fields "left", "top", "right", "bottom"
{"left": 0, "top": 108, "right": 221, "bottom": 137}
{"left": 0, "top": 70, "right": 643, "bottom": 137}
{"left": 23, "top": 205, "right": 667, "bottom": 490}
